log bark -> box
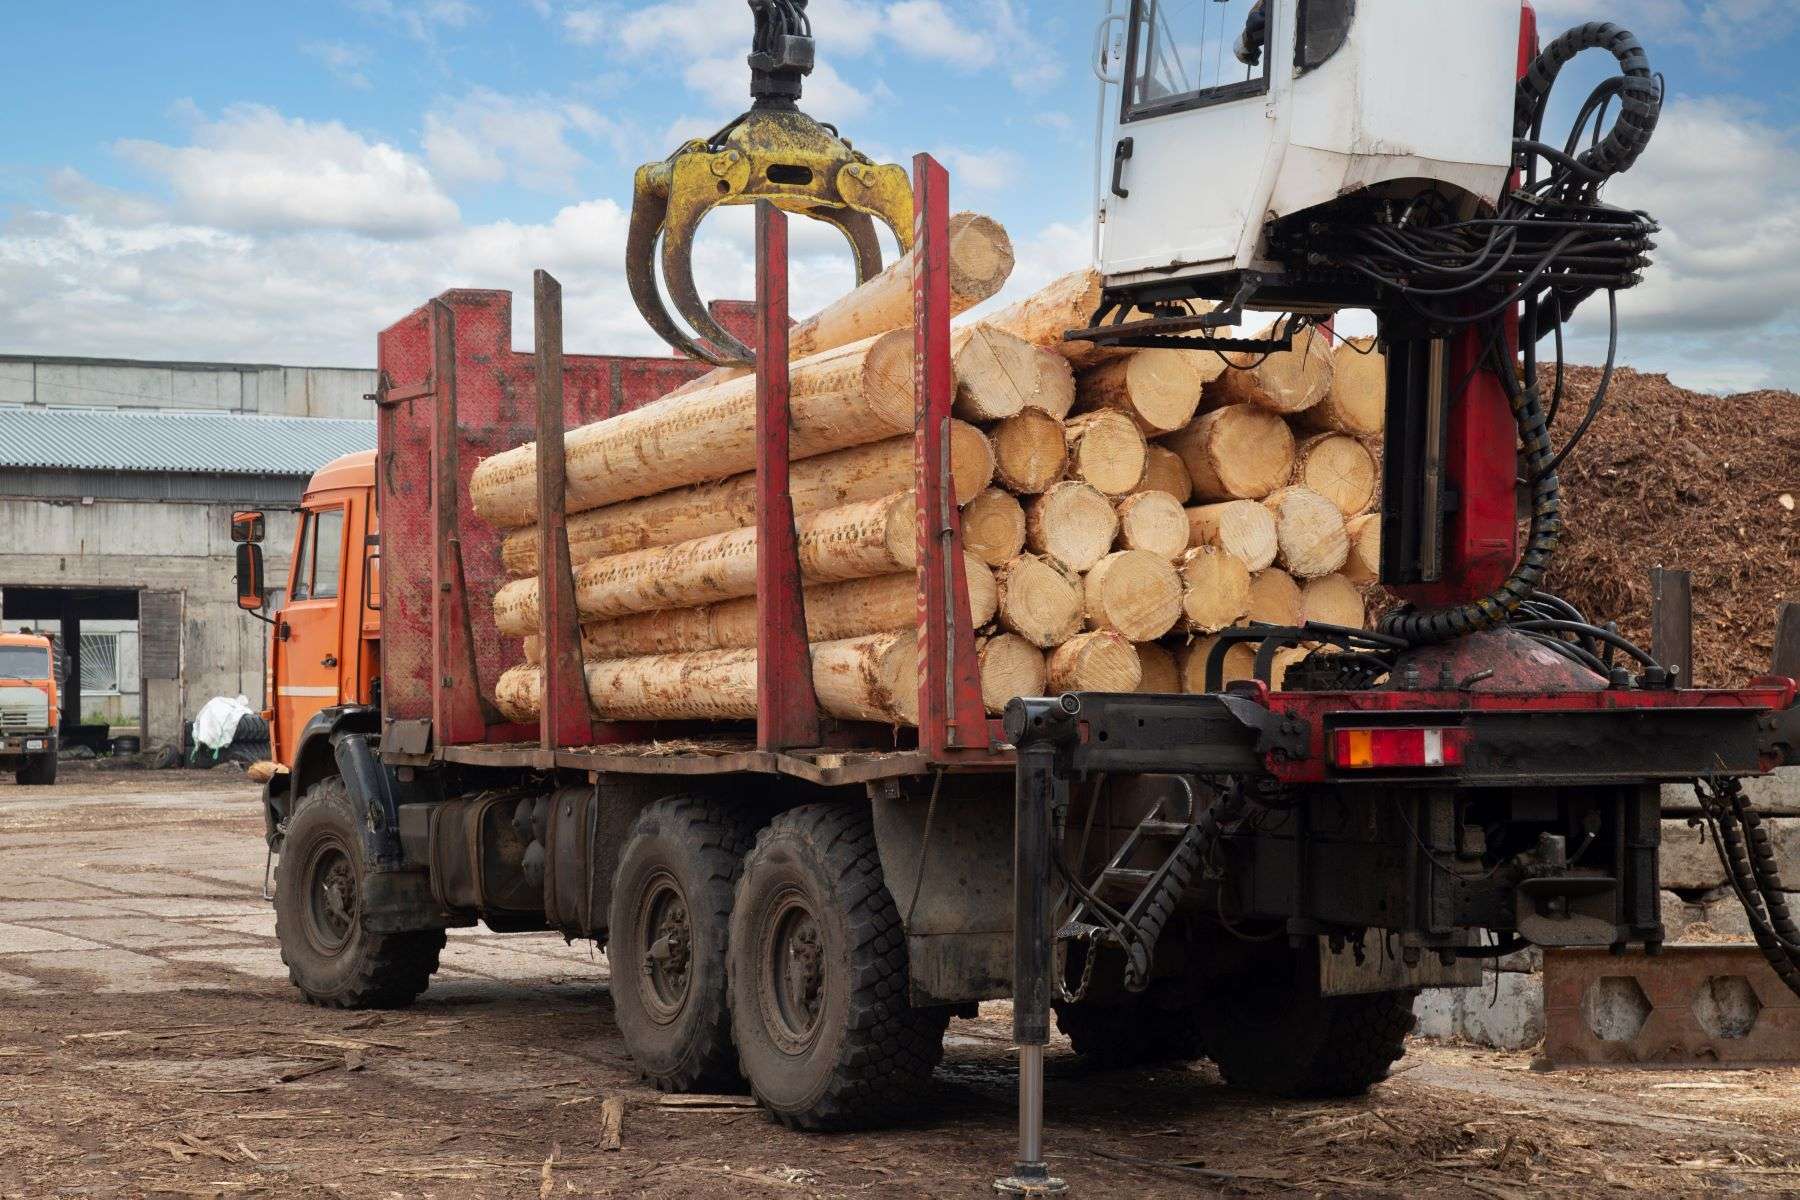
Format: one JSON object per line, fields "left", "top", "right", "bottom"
{"left": 1163, "top": 406, "right": 1294, "bottom": 502}
{"left": 1246, "top": 568, "right": 1303, "bottom": 627}
{"left": 1299, "top": 335, "right": 1385, "bottom": 437}
{"left": 1063, "top": 410, "right": 1148, "bottom": 496}
{"left": 995, "top": 553, "right": 1084, "bottom": 648}
{"left": 493, "top": 631, "right": 919, "bottom": 726}
{"left": 1115, "top": 491, "right": 1190, "bottom": 561}
{"left": 472, "top": 329, "right": 915, "bottom": 528}
{"left": 1136, "top": 445, "right": 1193, "bottom": 504}
{"left": 1076, "top": 349, "right": 1204, "bottom": 435}
{"left": 1262, "top": 486, "right": 1349, "bottom": 579}
{"left": 1292, "top": 433, "right": 1377, "bottom": 517}
{"left": 978, "top": 633, "right": 1047, "bottom": 715}
{"left": 980, "top": 268, "right": 1121, "bottom": 370}
{"left": 1047, "top": 631, "right": 1141, "bottom": 693}
{"left": 962, "top": 487, "right": 1028, "bottom": 568}
{"left": 1342, "top": 513, "right": 1381, "bottom": 585}
{"left": 1210, "top": 322, "right": 1333, "bottom": 415}
{"left": 1179, "top": 544, "right": 1252, "bottom": 633}
{"left": 1025, "top": 481, "right": 1118, "bottom": 574}
{"left": 990, "top": 408, "right": 1068, "bottom": 494}
{"left": 1299, "top": 574, "right": 1365, "bottom": 631}
{"left": 494, "top": 492, "right": 916, "bottom": 634}
{"left": 501, "top": 423, "right": 992, "bottom": 576}
{"left": 1186, "top": 499, "right": 1278, "bottom": 572}
{"left": 1084, "top": 550, "right": 1183, "bottom": 641}
{"left": 1136, "top": 642, "right": 1180, "bottom": 694}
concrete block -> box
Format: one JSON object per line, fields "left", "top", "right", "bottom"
{"left": 1665, "top": 769, "right": 1800, "bottom": 815}
{"left": 1456, "top": 970, "right": 1544, "bottom": 1051}
{"left": 1660, "top": 889, "right": 1699, "bottom": 938}
{"left": 0, "top": 922, "right": 107, "bottom": 954}
{"left": 1661, "top": 817, "right": 1800, "bottom": 891}
{"left": 1413, "top": 988, "right": 1459, "bottom": 1038}
{"left": 1496, "top": 945, "right": 1542, "bottom": 973}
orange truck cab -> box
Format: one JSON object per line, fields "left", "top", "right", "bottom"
{"left": 0, "top": 632, "right": 60, "bottom": 786}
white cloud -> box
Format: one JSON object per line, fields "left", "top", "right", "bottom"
{"left": 682, "top": 56, "right": 871, "bottom": 123}
{"left": 115, "top": 104, "right": 460, "bottom": 238}
{"left": 884, "top": 0, "right": 995, "bottom": 70}
{"left": 937, "top": 145, "right": 1024, "bottom": 193}
{"left": 301, "top": 40, "right": 374, "bottom": 90}
{"left": 351, "top": 0, "right": 479, "bottom": 43}
{"left": 423, "top": 89, "right": 634, "bottom": 192}
{"left": 1528, "top": 1, "right": 1794, "bottom": 63}
{"left": 570, "top": 0, "right": 882, "bottom": 57}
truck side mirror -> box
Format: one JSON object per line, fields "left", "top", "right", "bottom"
{"left": 236, "top": 543, "right": 267, "bottom": 610}
{"left": 232, "top": 511, "right": 265, "bottom": 544}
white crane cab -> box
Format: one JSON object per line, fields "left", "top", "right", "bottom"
{"left": 1097, "top": 0, "right": 1526, "bottom": 309}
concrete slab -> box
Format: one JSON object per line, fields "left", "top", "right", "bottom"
{"left": 0, "top": 966, "right": 45, "bottom": 994}
{"left": 37, "top": 916, "right": 258, "bottom": 950}
{"left": 0, "top": 899, "right": 130, "bottom": 921}
{"left": 113, "top": 897, "right": 268, "bottom": 918}
{"left": 166, "top": 947, "right": 292, "bottom": 981}
{"left": 0, "top": 947, "right": 225, "bottom": 995}
{"left": 0, "top": 921, "right": 107, "bottom": 953}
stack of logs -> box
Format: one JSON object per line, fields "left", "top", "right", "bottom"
{"left": 476, "top": 216, "right": 1385, "bottom": 728}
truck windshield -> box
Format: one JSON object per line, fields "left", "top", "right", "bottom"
{"left": 0, "top": 646, "right": 50, "bottom": 680}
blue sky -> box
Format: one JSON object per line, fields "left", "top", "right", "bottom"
{"left": 3, "top": 1, "right": 1799, "bottom": 394}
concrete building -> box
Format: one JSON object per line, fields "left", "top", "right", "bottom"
{"left": 0, "top": 353, "right": 376, "bottom": 752}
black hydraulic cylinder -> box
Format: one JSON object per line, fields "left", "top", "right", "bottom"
{"left": 1012, "top": 738, "right": 1058, "bottom": 1048}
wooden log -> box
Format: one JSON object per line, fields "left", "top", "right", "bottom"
{"left": 1179, "top": 544, "right": 1252, "bottom": 633}
{"left": 1209, "top": 322, "right": 1333, "bottom": 415}
{"left": 502, "top": 423, "right": 992, "bottom": 576}
{"left": 1178, "top": 636, "right": 1252, "bottom": 692}
{"left": 471, "top": 329, "right": 914, "bottom": 528}
{"left": 950, "top": 326, "right": 1058, "bottom": 422}
{"left": 962, "top": 487, "right": 1028, "bottom": 568}
{"left": 1136, "top": 642, "right": 1180, "bottom": 694}
{"left": 1299, "top": 574, "right": 1365, "bottom": 631}
{"left": 990, "top": 408, "right": 1068, "bottom": 494}
{"left": 1342, "top": 513, "right": 1382, "bottom": 585}
{"left": 1245, "top": 568, "right": 1303, "bottom": 627}
{"left": 1063, "top": 411, "right": 1148, "bottom": 497}
{"left": 1047, "top": 631, "right": 1141, "bottom": 693}
{"left": 981, "top": 268, "right": 1119, "bottom": 370}
{"left": 1262, "top": 486, "right": 1349, "bottom": 579}
{"left": 978, "top": 633, "right": 1048, "bottom": 715}
{"left": 1163, "top": 406, "right": 1294, "bottom": 501}
{"left": 1114, "top": 491, "right": 1190, "bottom": 561}
{"left": 1300, "top": 335, "right": 1385, "bottom": 437}
{"left": 995, "top": 553, "right": 1083, "bottom": 648}
{"left": 1025, "top": 481, "right": 1118, "bottom": 574}
{"left": 1076, "top": 349, "right": 1203, "bottom": 435}
{"left": 1292, "top": 433, "right": 1377, "bottom": 517}
{"left": 493, "top": 631, "right": 919, "bottom": 726}
{"left": 1185, "top": 499, "right": 1278, "bottom": 572}
{"left": 1084, "top": 550, "right": 1183, "bottom": 642}
{"left": 1135, "top": 445, "right": 1193, "bottom": 504}
{"left": 494, "top": 492, "right": 916, "bottom": 634}
{"left": 1018, "top": 345, "right": 1077, "bottom": 419}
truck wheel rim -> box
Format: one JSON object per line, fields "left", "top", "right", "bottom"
{"left": 761, "top": 887, "right": 825, "bottom": 1053}
{"left": 636, "top": 870, "right": 692, "bottom": 1024}
{"left": 303, "top": 837, "right": 357, "bottom": 955}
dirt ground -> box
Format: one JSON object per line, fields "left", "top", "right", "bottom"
{"left": 4, "top": 771, "right": 1800, "bottom": 1198}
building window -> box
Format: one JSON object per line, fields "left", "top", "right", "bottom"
{"left": 79, "top": 633, "right": 120, "bottom": 694}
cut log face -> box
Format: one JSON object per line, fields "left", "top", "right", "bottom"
{"left": 1115, "top": 491, "right": 1191, "bottom": 561}
{"left": 1136, "top": 642, "right": 1180, "bottom": 694}
{"left": 1211, "top": 323, "right": 1333, "bottom": 415}
{"left": 1164, "top": 406, "right": 1295, "bottom": 502}
{"left": 1343, "top": 513, "right": 1382, "bottom": 585}
{"left": 472, "top": 329, "right": 915, "bottom": 528}
{"left": 1179, "top": 544, "right": 1252, "bottom": 633}
{"left": 978, "top": 633, "right": 1048, "bottom": 715}
{"left": 951, "top": 326, "right": 1051, "bottom": 422}
{"left": 1178, "top": 637, "right": 1254, "bottom": 693}
{"left": 1186, "top": 499, "right": 1278, "bottom": 572}
{"left": 1301, "top": 335, "right": 1386, "bottom": 437}
{"left": 1299, "top": 573, "right": 1365, "bottom": 631}
{"left": 503, "top": 423, "right": 993, "bottom": 576}
{"left": 1262, "top": 486, "right": 1350, "bottom": 579}
{"left": 1026, "top": 481, "right": 1119, "bottom": 574}
{"left": 1136, "top": 445, "right": 1194, "bottom": 504}
{"left": 995, "top": 553, "right": 1084, "bottom": 648}
{"left": 1047, "top": 631, "right": 1142, "bottom": 693}
{"left": 1084, "top": 550, "right": 1183, "bottom": 641}
{"left": 1246, "top": 568, "right": 1304, "bottom": 628}
{"left": 962, "top": 487, "right": 1028, "bottom": 568}
{"left": 1020, "top": 345, "right": 1077, "bottom": 419}
{"left": 1076, "top": 349, "right": 1203, "bottom": 435}
{"left": 990, "top": 408, "right": 1069, "bottom": 494}
{"left": 1063, "top": 411, "right": 1149, "bottom": 497}
{"left": 1293, "top": 433, "right": 1377, "bottom": 517}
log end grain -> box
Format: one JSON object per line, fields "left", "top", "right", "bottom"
{"left": 996, "top": 553, "right": 1084, "bottom": 648}
{"left": 1245, "top": 568, "right": 1304, "bottom": 628}
{"left": 1064, "top": 410, "right": 1149, "bottom": 497}
{"left": 1293, "top": 433, "right": 1377, "bottom": 517}
{"left": 1186, "top": 499, "right": 1278, "bottom": 572}
{"left": 1136, "top": 444, "right": 1194, "bottom": 504}
{"left": 1077, "top": 349, "right": 1203, "bottom": 435}
{"left": 962, "top": 487, "right": 1028, "bottom": 568}
{"left": 1262, "top": 486, "right": 1350, "bottom": 579}
{"left": 1026, "top": 481, "right": 1120, "bottom": 574}
{"left": 1136, "top": 642, "right": 1180, "bottom": 695}
{"left": 1166, "top": 406, "right": 1295, "bottom": 502}
{"left": 1047, "top": 630, "right": 1142, "bottom": 693}
{"left": 1084, "top": 549, "right": 1183, "bottom": 642}
{"left": 1343, "top": 512, "right": 1382, "bottom": 585}
{"left": 1115, "top": 490, "right": 1191, "bottom": 561}
{"left": 1299, "top": 573, "right": 1365, "bottom": 631}
{"left": 1179, "top": 544, "right": 1252, "bottom": 634}
{"left": 979, "top": 633, "right": 1048, "bottom": 715}
{"left": 991, "top": 407, "right": 1068, "bottom": 494}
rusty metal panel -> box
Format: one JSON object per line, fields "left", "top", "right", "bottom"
{"left": 533, "top": 272, "right": 595, "bottom": 750}
{"left": 138, "top": 591, "right": 181, "bottom": 680}
{"left": 1544, "top": 944, "right": 1800, "bottom": 1067}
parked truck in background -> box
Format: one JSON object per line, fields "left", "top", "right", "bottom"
{"left": 0, "top": 632, "right": 59, "bottom": 785}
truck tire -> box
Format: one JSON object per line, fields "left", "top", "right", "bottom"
{"left": 729, "top": 803, "right": 949, "bottom": 1130}
{"left": 609, "top": 796, "right": 755, "bottom": 1094}
{"left": 1055, "top": 991, "right": 1205, "bottom": 1068}
{"left": 15, "top": 753, "right": 56, "bottom": 786}
{"left": 274, "top": 776, "right": 445, "bottom": 1008}
{"left": 1204, "top": 983, "right": 1416, "bottom": 1098}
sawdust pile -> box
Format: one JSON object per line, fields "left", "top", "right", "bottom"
{"left": 1546, "top": 365, "right": 1798, "bottom": 685}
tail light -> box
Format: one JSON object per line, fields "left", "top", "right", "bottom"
{"left": 1332, "top": 726, "right": 1468, "bottom": 770}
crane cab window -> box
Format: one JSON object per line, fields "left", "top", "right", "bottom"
{"left": 288, "top": 508, "right": 345, "bottom": 602}
{"left": 1124, "top": 0, "right": 1270, "bottom": 121}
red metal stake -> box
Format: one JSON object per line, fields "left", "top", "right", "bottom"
{"left": 911, "top": 154, "right": 991, "bottom": 759}
{"left": 429, "top": 299, "right": 492, "bottom": 745}
{"left": 533, "top": 271, "right": 596, "bottom": 750}
{"left": 754, "top": 201, "right": 821, "bottom": 751}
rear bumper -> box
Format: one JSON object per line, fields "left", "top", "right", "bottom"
{"left": 0, "top": 733, "right": 55, "bottom": 758}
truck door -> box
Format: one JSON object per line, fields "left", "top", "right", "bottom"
{"left": 274, "top": 504, "right": 347, "bottom": 760}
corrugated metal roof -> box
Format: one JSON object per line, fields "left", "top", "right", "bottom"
{"left": 0, "top": 406, "right": 375, "bottom": 476}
